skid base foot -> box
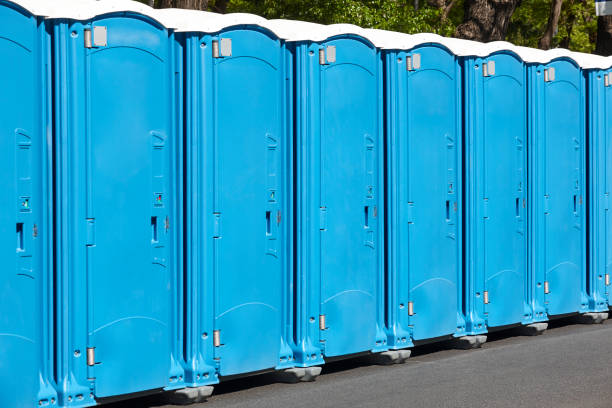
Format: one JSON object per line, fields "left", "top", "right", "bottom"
{"left": 369, "top": 350, "right": 411, "bottom": 365}
{"left": 518, "top": 322, "right": 548, "bottom": 336}
{"left": 453, "top": 335, "right": 487, "bottom": 350}
{"left": 165, "top": 386, "right": 214, "bottom": 405}
{"left": 578, "top": 312, "right": 608, "bottom": 324}
{"left": 273, "top": 367, "right": 322, "bottom": 383}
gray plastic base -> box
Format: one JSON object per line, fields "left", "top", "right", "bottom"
{"left": 273, "top": 367, "right": 322, "bottom": 383}
{"left": 518, "top": 322, "right": 548, "bottom": 336}
{"left": 578, "top": 312, "right": 608, "bottom": 324}
{"left": 453, "top": 335, "right": 487, "bottom": 350}
{"left": 369, "top": 349, "right": 412, "bottom": 365}
{"left": 165, "top": 386, "right": 214, "bottom": 405}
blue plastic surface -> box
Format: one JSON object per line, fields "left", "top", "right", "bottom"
{"left": 528, "top": 59, "right": 588, "bottom": 319}
{"left": 385, "top": 44, "right": 463, "bottom": 346}
{"left": 463, "top": 53, "right": 529, "bottom": 333}
{"left": 181, "top": 27, "right": 293, "bottom": 380}
{"left": 52, "top": 14, "right": 183, "bottom": 406}
{"left": 0, "top": 2, "right": 57, "bottom": 407}
{"left": 586, "top": 68, "right": 611, "bottom": 312}
{"left": 292, "top": 36, "right": 386, "bottom": 365}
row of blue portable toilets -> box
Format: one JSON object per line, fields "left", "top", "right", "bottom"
{"left": 3, "top": 0, "right": 612, "bottom": 406}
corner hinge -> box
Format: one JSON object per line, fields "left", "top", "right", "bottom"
{"left": 544, "top": 281, "right": 550, "bottom": 294}
{"left": 213, "top": 38, "right": 232, "bottom": 58}
{"left": 86, "top": 347, "right": 96, "bottom": 366}
{"left": 84, "top": 26, "right": 107, "bottom": 49}
{"left": 605, "top": 73, "right": 610, "bottom": 87}
{"left": 319, "top": 46, "right": 336, "bottom": 65}
{"left": 544, "top": 67, "right": 555, "bottom": 82}
{"left": 213, "top": 330, "right": 222, "bottom": 347}
{"left": 319, "top": 314, "right": 327, "bottom": 330}
{"left": 406, "top": 53, "right": 421, "bottom": 71}
{"left": 483, "top": 291, "right": 489, "bottom": 304}
{"left": 606, "top": 274, "right": 610, "bottom": 286}
{"left": 483, "top": 60, "right": 495, "bottom": 77}
{"left": 407, "top": 301, "right": 414, "bottom": 316}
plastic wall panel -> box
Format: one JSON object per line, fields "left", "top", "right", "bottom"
{"left": 182, "top": 27, "right": 293, "bottom": 380}
{"left": 293, "top": 36, "right": 386, "bottom": 365}
{"left": 528, "top": 60, "right": 588, "bottom": 320}
{"left": 587, "top": 69, "right": 611, "bottom": 312}
{"left": 53, "top": 15, "right": 183, "bottom": 406}
{"left": 0, "top": 2, "right": 56, "bottom": 407}
{"left": 385, "top": 44, "right": 463, "bottom": 347}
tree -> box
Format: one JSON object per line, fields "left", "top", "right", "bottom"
{"left": 455, "top": 0, "right": 521, "bottom": 41}
{"left": 539, "top": 0, "right": 564, "bottom": 48}
{"left": 596, "top": 16, "right": 612, "bottom": 55}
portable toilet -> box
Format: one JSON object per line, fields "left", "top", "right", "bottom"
{"left": 375, "top": 31, "right": 465, "bottom": 348}
{"left": 0, "top": 1, "right": 57, "bottom": 407}
{"left": 527, "top": 48, "right": 588, "bottom": 319}
{"left": 268, "top": 20, "right": 388, "bottom": 365}
{"left": 583, "top": 53, "right": 612, "bottom": 319}
{"left": 462, "top": 42, "right": 532, "bottom": 336}
{"left": 48, "top": 1, "right": 185, "bottom": 405}
{"left": 166, "top": 10, "right": 295, "bottom": 380}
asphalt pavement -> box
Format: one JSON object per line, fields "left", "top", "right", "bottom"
{"left": 107, "top": 316, "right": 612, "bottom": 408}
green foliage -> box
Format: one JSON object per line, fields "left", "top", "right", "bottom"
{"left": 225, "top": 0, "right": 461, "bottom": 36}
{"left": 135, "top": 0, "right": 601, "bottom": 52}
{"left": 507, "top": 0, "right": 597, "bottom": 52}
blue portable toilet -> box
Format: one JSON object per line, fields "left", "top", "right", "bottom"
{"left": 527, "top": 49, "right": 588, "bottom": 319}
{"left": 462, "top": 43, "right": 531, "bottom": 335}
{"left": 0, "top": 1, "right": 57, "bottom": 407}
{"left": 169, "top": 11, "right": 295, "bottom": 380}
{"left": 49, "top": 2, "right": 185, "bottom": 405}
{"left": 584, "top": 54, "right": 612, "bottom": 318}
{"left": 376, "top": 32, "right": 464, "bottom": 348}
{"left": 268, "top": 21, "right": 388, "bottom": 365}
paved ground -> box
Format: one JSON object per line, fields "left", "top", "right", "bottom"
{"left": 107, "top": 316, "right": 612, "bottom": 408}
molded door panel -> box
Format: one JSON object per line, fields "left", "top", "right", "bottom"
{"left": 212, "top": 29, "right": 283, "bottom": 376}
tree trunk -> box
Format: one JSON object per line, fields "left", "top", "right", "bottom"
{"left": 148, "top": 0, "right": 155, "bottom": 7}
{"left": 539, "top": 0, "right": 564, "bottom": 49}
{"left": 454, "top": 0, "right": 520, "bottom": 41}
{"left": 159, "top": 0, "right": 208, "bottom": 10}
{"left": 596, "top": 16, "right": 612, "bottom": 56}
{"left": 559, "top": 0, "right": 578, "bottom": 49}
{"left": 442, "top": 0, "right": 458, "bottom": 21}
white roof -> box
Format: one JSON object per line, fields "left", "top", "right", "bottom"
{"left": 6, "top": 0, "right": 612, "bottom": 69}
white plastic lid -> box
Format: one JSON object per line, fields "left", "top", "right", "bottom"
{"left": 6, "top": 0, "right": 612, "bottom": 69}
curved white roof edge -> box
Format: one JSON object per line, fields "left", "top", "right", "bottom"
{"left": 6, "top": 0, "right": 612, "bottom": 69}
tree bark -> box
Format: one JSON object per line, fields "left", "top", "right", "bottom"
{"left": 454, "top": 0, "right": 520, "bottom": 41}
{"left": 159, "top": 0, "right": 208, "bottom": 10}
{"left": 539, "top": 0, "right": 564, "bottom": 49}
{"left": 442, "top": 0, "right": 458, "bottom": 21}
{"left": 596, "top": 16, "right": 612, "bottom": 56}
{"left": 558, "top": 0, "right": 578, "bottom": 49}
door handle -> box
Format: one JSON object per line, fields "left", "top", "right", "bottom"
{"left": 16, "top": 223, "right": 24, "bottom": 252}
{"left": 151, "top": 216, "right": 158, "bottom": 243}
